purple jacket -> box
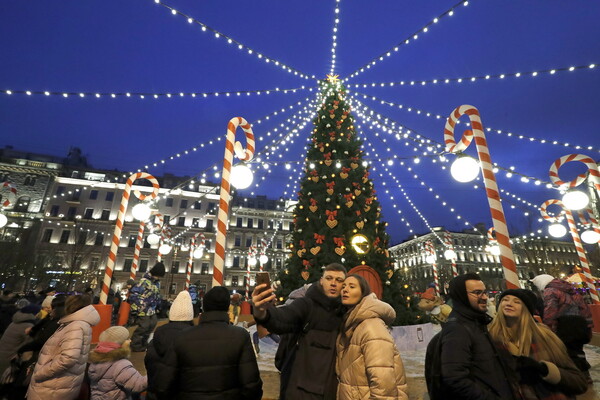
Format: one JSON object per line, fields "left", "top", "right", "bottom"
{"left": 543, "top": 279, "right": 592, "bottom": 332}
{"left": 88, "top": 345, "right": 147, "bottom": 400}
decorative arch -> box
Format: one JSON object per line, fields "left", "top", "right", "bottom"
{"left": 348, "top": 265, "right": 383, "bottom": 299}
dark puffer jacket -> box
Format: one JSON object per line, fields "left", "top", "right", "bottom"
{"left": 144, "top": 320, "right": 192, "bottom": 399}
{"left": 440, "top": 301, "right": 516, "bottom": 400}
{"left": 159, "top": 311, "right": 262, "bottom": 400}
{"left": 88, "top": 345, "right": 147, "bottom": 400}
{"left": 257, "top": 281, "right": 344, "bottom": 400}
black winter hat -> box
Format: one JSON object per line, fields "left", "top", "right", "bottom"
{"left": 498, "top": 289, "right": 537, "bottom": 316}
{"left": 149, "top": 262, "right": 165, "bottom": 277}
{"left": 203, "top": 286, "right": 230, "bottom": 312}
{"left": 448, "top": 273, "right": 482, "bottom": 308}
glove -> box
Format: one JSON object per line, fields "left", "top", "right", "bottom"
{"left": 516, "top": 356, "right": 548, "bottom": 384}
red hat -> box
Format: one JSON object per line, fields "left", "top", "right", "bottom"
{"left": 420, "top": 287, "right": 436, "bottom": 301}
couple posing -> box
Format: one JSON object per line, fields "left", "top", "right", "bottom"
{"left": 252, "top": 263, "right": 408, "bottom": 400}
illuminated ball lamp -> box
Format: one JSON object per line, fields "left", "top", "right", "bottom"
{"left": 147, "top": 233, "right": 161, "bottom": 245}
{"left": 444, "top": 249, "right": 457, "bottom": 260}
{"left": 425, "top": 254, "right": 436, "bottom": 264}
{"left": 158, "top": 244, "right": 172, "bottom": 255}
{"left": 230, "top": 164, "right": 254, "bottom": 190}
{"left": 248, "top": 256, "right": 257, "bottom": 267}
{"left": 0, "top": 213, "right": 7, "bottom": 229}
{"left": 548, "top": 223, "right": 567, "bottom": 238}
{"left": 561, "top": 190, "right": 589, "bottom": 210}
{"left": 259, "top": 254, "right": 269, "bottom": 265}
{"left": 450, "top": 154, "right": 480, "bottom": 183}
{"left": 193, "top": 247, "right": 205, "bottom": 259}
{"left": 487, "top": 245, "right": 501, "bottom": 256}
{"left": 581, "top": 229, "right": 600, "bottom": 244}
{"left": 131, "top": 203, "right": 152, "bottom": 221}
{"left": 350, "top": 234, "right": 371, "bottom": 255}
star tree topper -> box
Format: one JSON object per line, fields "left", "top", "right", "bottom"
{"left": 326, "top": 74, "right": 340, "bottom": 84}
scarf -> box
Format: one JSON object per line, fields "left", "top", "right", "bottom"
{"left": 94, "top": 342, "right": 122, "bottom": 353}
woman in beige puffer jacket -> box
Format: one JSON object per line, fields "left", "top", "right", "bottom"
{"left": 336, "top": 274, "right": 408, "bottom": 400}
{"left": 27, "top": 295, "right": 100, "bottom": 400}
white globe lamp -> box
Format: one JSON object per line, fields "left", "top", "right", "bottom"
{"left": 131, "top": 203, "right": 151, "bottom": 221}
{"left": 193, "top": 247, "right": 204, "bottom": 259}
{"left": 562, "top": 190, "right": 589, "bottom": 210}
{"left": 425, "top": 254, "right": 436, "bottom": 264}
{"left": 248, "top": 256, "right": 257, "bottom": 267}
{"left": 147, "top": 233, "right": 161, "bottom": 245}
{"left": 444, "top": 249, "right": 457, "bottom": 260}
{"left": 488, "top": 245, "right": 501, "bottom": 256}
{"left": 230, "top": 164, "right": 254, "bottom": 189}
{"left": 581, "top": 229, "right": 600, "bottom": 244}
{"left": 548, "top": 223, "right": 567, "bottom": 238}
{"left": 158, "top": 244, "right": 172, "bottom": 255}
{"left": 450, "top": 156, "right": 479, "bottom": 183}
{"left": 259, "top": 254, "right": 269, "bottom": 265}
{"left": 0, "top": 214, "right": 7, "bottom": 228}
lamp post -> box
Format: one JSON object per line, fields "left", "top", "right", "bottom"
{"left": 212, "top": 117, "right": 255, "bottom": 288}
{"left": 444, "top": 105, "right": 520, "bottom": 289}
{"left": 539, "top": 199, "right": 599, "bottom": 304}
{"left": 100, "top": 173, "right": 160, "bottom": 305}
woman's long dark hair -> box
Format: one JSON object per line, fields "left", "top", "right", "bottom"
{"left": 346, "top": 274, "right": 371, "bottom": 298}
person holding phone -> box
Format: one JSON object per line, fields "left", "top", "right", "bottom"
{"left": 252, "top": 263, "right": 347, "bottom": 400}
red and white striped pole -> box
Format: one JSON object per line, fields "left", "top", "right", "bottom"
{"left": 577, "top": 208, "right": 600, "bottom": 248}
{"left": 129, "top": 221, "right": 146, "bottom": 280}
{"left": 425, "top": 240, "right": 440, "bottom": 296}
{"left": 443, "top": 231, "right": 458, "bottom": 277}
{"left": 246, "top": 245, "right": 257, "bottom": 298}
{"left": 540, "top": 199, "right": 599, "bottom": 304}
{"left": 259, "top": 237, "right": 268, "bottom": 272}
{"left": 185, "top": 232, "right": 203, "bottom": 290}
{"left": 100, "top": 173, "right": 160, "bottom": 305}
{"left": 213, "top": 117, "right": 255, "bottom": 287}
{"left": 157, "top": 225, "right": 172, "bottom": 262}
{"left": 1, "top": 182, "right": 17, "bottom": 208}
{"left": 549, "top": 154, "right": 600, "bottom": 191}
{"left": 444, "top": 105, "right": 520, "bottom": 289}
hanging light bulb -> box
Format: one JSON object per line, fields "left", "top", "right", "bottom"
{"left": 159, "top": 244, "right": 172, "bottom": 255}
{"left": 444, "top": 249, "right": 457, "bottom": 260}
{"left": 259, "top": 254, "right": 269, "bottom": 264}
{"left": 487, "top": 245, "right": 501, "bottom": 256}
{"left": 548, "top": 223, "right": 567, "bottom": 238}
{"left": 581, "top": 229, "right": 600, "bottom": 244}
{"left": 425, "top": 254, "right": 436, "bottom": 264}
{"left": 147, "top": 233, "right": 161, "bottom": 245}
{"left": 248, "top": 256, "right": 257, "bottom": 266}
{"left": 0, "top": 214, "right": 7, "bottom": 228}
{"left": 230, "top": 164, "right": 254, "bottom": 189}
{"left": 193, "top": 247, "right": 204, "bottom": 259}
{"left": 450, "top": 155, "right": 479, "bottom": 183}
{"left": 131, "top": 203, "right": 152, "bottom": 221}
{"left": 562, "top": 190, "right": 589, "bottom": 210}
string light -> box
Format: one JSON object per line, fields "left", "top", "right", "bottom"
{"left": 345, "top": 0, "right": 470, "bottom": 81}
{"left": 329, "top": 0, "right": 342, "bottom": 75}
{"left": 151, "top": 0, "right": 315, "bottom": 80}
{"left": 346, "top": 63, "right": 598, "bottom": 88}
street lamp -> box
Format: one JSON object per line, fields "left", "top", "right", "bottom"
{"left": 158, "top": 244, "right": 172, "bottom": 255}
{"left": 581, "top": 229, "right": 600, "bottom": 244}
{"left": 0, "top": 214, "right": 7, "bottom": 229}
{"left": 548, "top": 223, "right": 567, "bottom": 238}
{"left": 562, "top": 190, "right": 589, "bottom": 210}
{"left": 131, "top": 203, "right": 152, "bottom": 221}
{"left": 230, "top": 164, "right": 254, "bottom": 190}
{"left": 450, "top": 155, "right": 480, "bottom": 183}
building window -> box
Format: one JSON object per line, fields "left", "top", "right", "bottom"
{"left": 128, "top": 235, "right": 137, "bottom": 247}
{"left": 24, "top": 176, "right": 36, "bottom": 186}
{"left": 83, "top": 208, "right": 94, "bottom": 219}
{"left": 0, "top": 173, "right": 8, "bottom": 182}
{"left": 268, "top": 220, "right": 274, "bottom": 229}
{"left": 143, "top": 236, "right": 151, "bottom": 248}
{"left": 50, "top": 205, "right": 60, "bottom": 217}
{"left": 123, "top": 259, "right": 133, "bottom": 273}
{"left": 205, "top": 240, "right": 211, "bottom": 251}
{"left": 207, "top": 203, "right": 216, "bottom": 214}
{"left": 42, "top": 229, "right": 53, "bottom": 243}
{"left": 14, "top": 196, "right": 30, "bottom": 212}
{"left": 163, "top": 215, "right": 171, "bottom": 225}
{"left": 277, "top": 238, "right": 283, "bottom": 249}
{"left": 139, "top": 259, "right": 149, "bottom": 273}
{"left": 90, "top": 257, "right": 99, "bottom": 270}
{"left": 56, "top": 186, "right": 65, "bottom": 195}
{"left": 193, "top": 201, "right": 202, "bottom": 210}
{"left": 201, "top": 263, "right": 209, "bottom": 275}
{"left": 171, "top": 261, "right": 180, "bottom": 274}
{"left": 166, "top": 198, "right": 174, "bottom": 207}
{"left": 105, "top": 192, "right": 114, "bottom": 202}
{"left": 205, "top": 219, "right": 214, "bottom": 231}
{"left": 66, "top": 207, "right": 77, "bottom": 220}
{"left": 77, "top": 232, "right": 87, "bottom": 245}
{"left": 247, "top": 218, "right": 254, "bottom": 228}
{"left": 95, "top": 232, "right": 105, "bottom": 246}
{"left": 100, "top": 209, "right": 110, "bottom": 220}
{"left": 276, "top": 258, "right": 282, "bottom": 268}
{"left": 234, "top": 236, "right": 241, "bottom": 247}
{"left": 71, "top": 191, "right": 81, "bottom": 201}
{"left": 236, "top": 217, "right": 243, "bottom": 227}
{"left": 59, "top": 230, "right": 71, "bottom": 244}
{"left": 192, "top": 218, "right": 200, "bottom": 228}
{"left": 180, "top": 199, "right": 188, "bottom": 209}
{"left": 178, "top": 216, "right": 186, "bottom": 227}
{"left": 233, "top": 256, "right": 240, "bottom": 268}
{"left": 258, "top": 219, "right": 264, "bottom": 229}
{"left": 89, "top": 190, "right": 98, "bottom": 200}
{"left": 232, "top": 276, "right": 239, "bottom": 287}
{"left": 246, "top": 237, "right": 253, "bottom": 247}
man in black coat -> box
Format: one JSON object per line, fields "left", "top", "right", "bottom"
{"left": 252, "top": 263, "right": 347, "bottom": 400}
{"left": 160, "top": 286, "right": 262, "bottom": 400}
{"left": 440, "top": 273, "right": 517, "bottom": 400}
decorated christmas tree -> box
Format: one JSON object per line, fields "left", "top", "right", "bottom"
{"left": 276, "top": 76, "right": 425, "bottom": 325}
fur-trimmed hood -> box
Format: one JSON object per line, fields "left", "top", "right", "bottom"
{"left": 89, "top": 346, "right": 130, "bottom": 363}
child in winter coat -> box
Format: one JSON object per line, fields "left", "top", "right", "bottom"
{"left": 88, "top": 326, "right": 147, "bottom": 400}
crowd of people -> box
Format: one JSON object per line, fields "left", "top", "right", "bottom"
{"left": 0, "top": 261, "right": 596, "bottom": 399}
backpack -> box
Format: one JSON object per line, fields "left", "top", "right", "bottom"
{"left": 424, "top": 330, "right": 443, "bottom": 400}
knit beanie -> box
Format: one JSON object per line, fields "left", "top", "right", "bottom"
{"left": 169, "top": 291, "right": 194, "bottom": 321}
{"left": 530, "top": 274, "right": 554, "bottom": 292}
{"left": 149, "top": 262, "right": 166, "bottom": 277}
{"left": 498, "top": 289, "right": 538, "bottom": 316}
{"left": 41, "top": 295, "right": 54, "bottom": 309}
{"left": 448, "top": 273, "right": 482, "bottom": 308}
{"left": 21, "top": 304, "right": 41, "bottom": 315}
{"left": 99, "top": 326, "right": 130, "bottom": 345}
{"left": 203, "top": 286, "right": 231, "bottom": 312}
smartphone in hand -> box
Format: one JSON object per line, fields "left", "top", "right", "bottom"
{"left": 255, "top": 272, "right": 271, "bottom": 293}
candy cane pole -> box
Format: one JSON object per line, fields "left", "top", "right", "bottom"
{"left": 444, "top": 105, "right": 520, "bottom": 289}
{"left": 129, "top": 221, "right": 146, "bottom": 280}
{"left": 185, "top": 233, "right": 202, "bottom": 290}
{"left": 213, "top": 117, "right": 255, "bottom": 287}
{"left": 577, "top": 208, "right": 600, "bottom": 248}
{"left": 259, "top": 237, "right": 268, "bottom": 272}
{"left": 549, "top": 154, "right": 600, "bottom": 190}
{"left": 0, "top": 182, "right": 17, "bottom": 208}
{"left": 540, "top": 199, "right": 599, "bottom": 304}
{"left": 425, "top": 240, "right": 440, "bottom": 296}
{"left": 100, "top": 173, "right": 160, "bottom": 305}
{"left": 157, "top": 225, "right": 171, "bottom": 262}
{"left": 443, "top": 231, "right": 458, "bottom": 277}
{"left": 245, "top": 246, "right": 255, "bottom": 298}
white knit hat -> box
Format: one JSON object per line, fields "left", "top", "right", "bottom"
{"left": 99, "top": 326, "right": 130, "bottom": 344}
{"left": 169, "top": 291, "right": 194, "bottom": 321}
{"left": 41, "top": 295, "right": 54, "bottom": 309}
{"left": 530, "top": 274, "right": 555, "bottom": 291}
